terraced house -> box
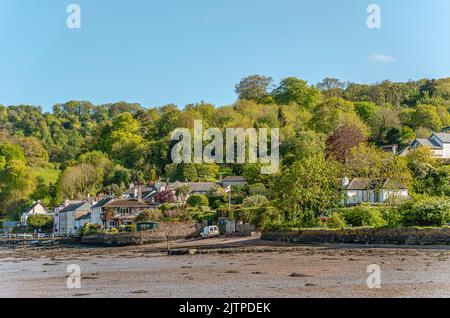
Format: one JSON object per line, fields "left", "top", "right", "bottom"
{"left": 58, "top": 202, "right": 91, "bottom": 235}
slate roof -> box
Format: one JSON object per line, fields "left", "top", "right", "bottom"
{"left": 434, "top": 133, "right": 450, "bottom": 143}
{"left": 347, "top": 178, "right": 371, "bottom": 190}
{"left": 103, "top": 199, "right": 153, "bottom": 208}
{"left": 59, "top": 202, "right": 91, "bottom": 213}
{"left": 347, "top": 178, "right": 406, "bottom": 190}
{"left": 383, "top": 179, "right": 407, "bottom": 190}
{"left": 223, "top": 176, "right": 247, "bottom": 182}
{"left": 92, "top": 197, "right": 115, "bottom": 208}
{"left": 168, "top": 182, "right": 217, "bottom": 193}
{"left": 123, "top": 186, "right": 155, "bottom": 195}
{"left": 414, "top": 139, "right": 442, "bottom": 149}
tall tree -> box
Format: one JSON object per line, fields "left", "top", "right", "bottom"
{"left": 273, "top": 77, "right": 320, "bottom": 109}
{"left": 235, "top": 75, "right": 273, "bottom": 102}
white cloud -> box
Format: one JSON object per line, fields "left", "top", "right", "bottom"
{"left": 370, "top": 54, "right": 396, "bottom": 63}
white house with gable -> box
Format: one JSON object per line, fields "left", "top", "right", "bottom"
{"left": 400, "top": 128, "right": 450, "bottom": 159}
{"left": 20, "top": 201, "right": 49, "bottom": 226}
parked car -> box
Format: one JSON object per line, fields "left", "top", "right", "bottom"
{"left": 200, "top": 225, "right": 220, "bottom": 238}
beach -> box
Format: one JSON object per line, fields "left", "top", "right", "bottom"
{"left": 1, "top": 237, "right": 450, "bottom": 298}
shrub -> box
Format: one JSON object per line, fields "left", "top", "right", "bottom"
{"left": 326, "top": 213, "right": 347, "bottom": 229}
{"left": 400, "top": 196, "right": 450, "bottom": 227}
{"left": 79, "top": 223, "right": 102, "bottom": 236}
{"left": 108, "top": 228, "right": 119, "bottom": 235}
{"left": 340, "top": 205, "right": 387, "bottom": 227}
{"left": 27, "top": 214, "right": 53, "bottom": 232}
{"left": 242, "top": 195, "right": 268, "bottom": 208}
{"left": 135, "top": 210, "right": 162, "bottom": 222}
{"left": 211, "top": 199, "right": 222, "bottom": 210}
{"left": 121, "top": 224, "right": 137, "bottom": 233}
{"left": 380, "top": 207, "right": 403, "bottom": 227}
{"left": 187, "top": 194, "right": 209, "bottom": 207}
{"left": 247, "top": 183, "right": 267, "bottom": 196}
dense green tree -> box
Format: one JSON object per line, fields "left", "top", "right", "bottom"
{"left": 309, "top": 97, "right": 363, "bottom": 134}
{"left": 27, "top": 214, "right": 54, "bottom": 232}
{"left": 355, "top": 102, "right": 378, "bottom": 123}
{"left": 273, "top": 77, "right": 320, "bottom": 109}
{"left": 275, "top": 155, "right": 342, "bottom": 226}
{"left": 409, "top": 104, "right": 443, "bottom": 131}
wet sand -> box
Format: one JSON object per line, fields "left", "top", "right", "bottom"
{"left": 1, "top": 237, "right": 450, "bottom": 298}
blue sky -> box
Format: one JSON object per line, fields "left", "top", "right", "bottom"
{"left": 1, "top": 0, "right": 450, "bottom": 111}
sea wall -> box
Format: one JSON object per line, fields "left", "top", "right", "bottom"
{"left": 81, "top": 222, "right": 203, "bottom": 247}
{"left": 261, "top": 227, "right": 450, "bottom": 245}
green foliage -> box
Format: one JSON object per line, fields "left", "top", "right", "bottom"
{"left": 27, "top": 214, "right": 53, "bottom": 232}
{"left": 0, "top": 142, "right": 26, "bottom": 163}
{"left": 326, "top": 213, "right": 347, "bottom": 229}
{"left": 120, "top": 224, "right": 137, "bottom": 233}
{"left": 0, "top": 75, "right": 448, "bottom": 223}
{"left": 339, "top": 205, "right": 387, "bottom": 227}
{"left": 273, "top": 77, "right": 320, "bottom": 109}
{"left": 235, "top": 75, "right": 273, "bottom": 102}
{"left": 355, "top": 102, "right": 378, "bottom": 122}
{"left": 218, "top": 206, "right": 279, "bottom": 229}
{"left": 409, "top": 104, "right": 443, "bottom": 131}
{"left": 309, "top": 97, "right": 361, "bottom": 134}
{"left": 400, "top": 196, "right": 450, "bottom": 227}
{"left": 247, "top": 183, "right": 267, "bottom": 196}
{"left": 242, "top": 195, "right": 268, "bottom": 208}
{"left": 187, "top": 194, "right": 209, "bottom": 208}
{"left": 405, "top": 148, "right": 450, "bottom": 197}
{"left": 380, "top": 207, "right": 403, "bottom": 228}
{"left": 275, "top": 155, "right": 342, "bottom": 223}
{"left": 135, "top": 210, "right": 162, "bottom": 222}
{"left": 79, "top": 223, "right": 102, "bottom": 236}
{"left": 108, "top": 228, "right": 119, "bottom": 235}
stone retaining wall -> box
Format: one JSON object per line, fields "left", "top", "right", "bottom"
{"left": 81, "top": 222, "right": 202, "bottom": 247}
{"left": 261, "top": 227, "right": 450, "bottom": 245}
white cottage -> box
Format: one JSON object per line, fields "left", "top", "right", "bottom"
{"left": 345, "top": 178, "right": 409, "bottom": 205}
{"left": 20, "top": 201, "right": 49, "bottom": 226}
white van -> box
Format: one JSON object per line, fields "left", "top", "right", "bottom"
{"left": 200, "top": 226, "right": 220, "bottom": 238}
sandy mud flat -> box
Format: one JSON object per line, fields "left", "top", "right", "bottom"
{"left": 1, "top": 237, "right": 449, "bottom": 298}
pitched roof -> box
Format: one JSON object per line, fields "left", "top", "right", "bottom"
{"left": 24, "top": 202, "right": 48, "bottom": 214}
{"left": 142, "top": 190, "right": 156, "bottom": 199}
{"left": 123, "top": 186, "right": 155, "bottom": 195}
{"left": 223, "top": 176, "right": 247, "bottom": 182}
{"left": 383, "top": 179, "right": 407, "bottom": 190}
{"left": 168, "top": 182, "right": 217, "bottom": 193}
{"left": 347, "top": 178, "right": 371, "bottom": 190}
{"left": 187, "top": 182, "right": 217, "bottom": 192}
{"left": 59, "top": 202, "right": 91, "bottom": 213}
{"left": 103, "top": 199, "right": 153, "bottom": 208}
{"left": 347, "top": 178, "right": 406, "bottom": 190}
{"left": 92, "top": 197, "right": 115, "bottom": 208}
{"left": 433, "top": 133, "right": 450, "bottom": 144}
{"left": 414, "top": 139, "right": 442, "bottom": 149}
